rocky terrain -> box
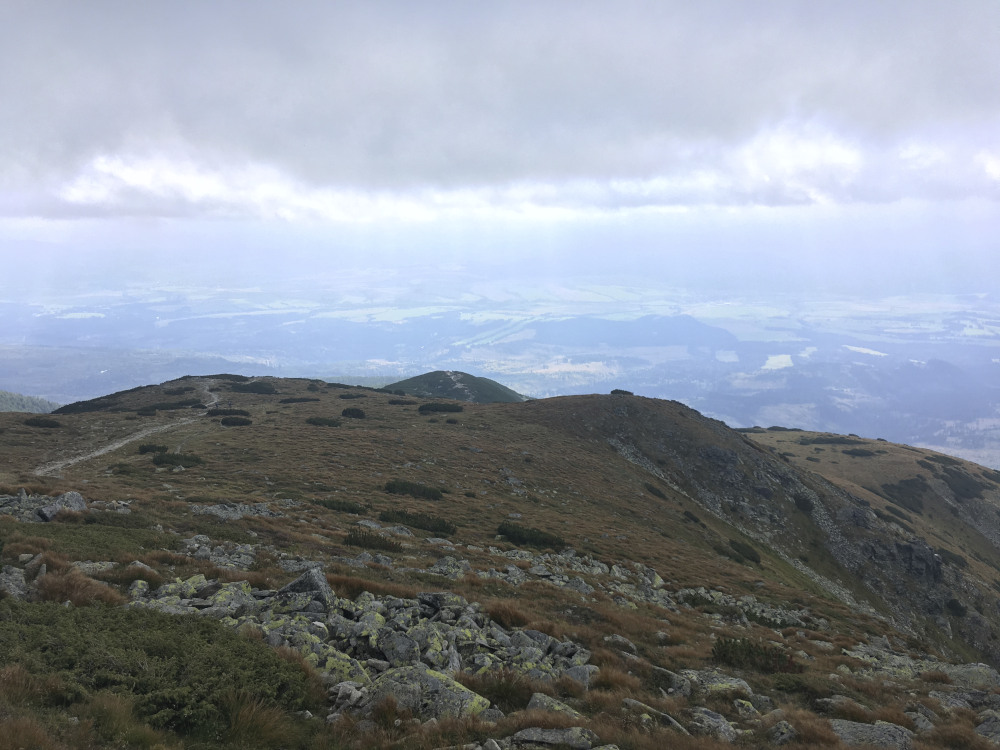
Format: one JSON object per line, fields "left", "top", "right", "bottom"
{"left": 3, "top": 374, "right": 1000, "bottom": 749}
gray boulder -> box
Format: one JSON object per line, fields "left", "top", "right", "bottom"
{"left": 511, "top": 727, "right": 600, "bottom": 749}
{"left": 767, "top": 720, "right": 798, "bottom": 745}
{"left": 0, "top": 565, "right": 28, "bottom": 599}
{"left": 37, "top": 491, "right": 87, "bottom": 521}
{"left": 688, "top": 707, "right": 738, "bottom": 743}
{"left": 363, "top": 665, "right": 489, "bottom": 720}
{"left": 830, "top": 719, "right": 913, "bottom": 749}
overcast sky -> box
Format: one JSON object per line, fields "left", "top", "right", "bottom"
{"left": 2, "top": 1, "right": 998, "bottom": 298}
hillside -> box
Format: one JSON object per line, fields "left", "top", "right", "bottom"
{"left": 387, "top": 370, "right": 528, "bottom": 403}
{"left": 2, "top": 376, "right": 1000, "bottom": 748}
{"left": 0, "top": 388, "right": 60, "bottom": 413}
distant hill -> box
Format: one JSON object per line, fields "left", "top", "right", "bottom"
{"left": 385, "top": 370, "right": 528, "bottom": 403}
{"left": 0, "top": 389, "right": 59, "bottom": 413}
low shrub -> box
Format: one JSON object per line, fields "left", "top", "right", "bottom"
{"left": 610, "top": 389, "right": 633, "bottom": 395}
{"left": 343, "top": 528, "right": 402, "bottom": 553}
{"left": 278, "top": 397, "right": 320, "bottom": 404}
{"left": 306, "top": 416, "right": 340, "bottom": 427}
{"left": 455, "top": 668, "right": 538, "bottom": 713}
{"left": 137, "top": 444, "right": 167, "bottom": 454}
{"left": 713, "top": 638, "right": 803, "bottom": 673}
{"left": 34, "top": 569, "right": 127, "bottom": 607}
{"left": 163, "top": 386, "right": 195, "bottom": 396}
{"left": 384, "top": 479, "right": 443, "bottom": 501}
{"left": 341, "top": 407, "right": 366, "bottom": 419}
{"left": 207, "top": 408, "right": 251, "bottom": 417}
{"left": 230, "top": 381, "right": 278, "bottom": 394}
{"left": 152, "top": 452, "right": 203, "bottom": 467}
{"left": 418, "top": 402, "right": 463, "bottom": 414}
{"left": 220, "top": 416, "right": 253, "bottom": 427}
{"left": 379, "top": 509, "right": 456, "bottom": 535}
{"left": 338, "top": 393, "right": 366, "bottom": 400}
{"left": 496, "top": 520, "right": 564, "bottom": 550}
{"left": 644, "top": 482, "right": 666, "bottom": 500}
{"left": 23, "top": 416, "right": 61, "bottom": 428}
{"left": 313, "top": 498, "right": 366, "bottom": 514}
{"left": 144, "top": 399, "right": 202, "bottom": 411}
{"left": 728, "top": 539, "right": 761, "bottom": 564}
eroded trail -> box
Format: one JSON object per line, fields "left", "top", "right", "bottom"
{"left": 33, "top": 378, "right": 221, "bottom": 477}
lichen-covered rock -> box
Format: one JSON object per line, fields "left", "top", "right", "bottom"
{"left": 830, "top": 719, "right": 913, "bottom": 749}
{"left": 688, "top": 706, "right": 739, "bottom": 742}
{"left": 767, "top": 720, "right": 798, "bottom": 745}
{"left": 363, "top": 665, "right": 489, "bottom": 720}
{"left": 682, "top": 668, "right": 752, "bottom": 697}
{"left": 0, "top": 565, "right": 28, "bottom": 599}
{"left": 512, "top": 726, "right": 600, "bottom": 749}
{"left": 527, "top": 692, "right": 584, "bottom": 718}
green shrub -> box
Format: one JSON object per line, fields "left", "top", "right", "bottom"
{"left": 0, "top": 599, "right": 322, "bottom": 735}
{"left": 23, "top": 416, "right": 61, "bottom": 428}
{"left": 843, "top": 448, "right": 877, "bottom": 458}
{"left": 880, "top": 477, "right": 927, "bottom": 514}
{"left": 941, "top": 467, "right": 988, "bottom": 502}
{"left": 343, "top": 528, "right": 402, "bottom": 553}
{"left": 144, "top": 399, "right": 202, "bottom": 411}
{"left": 728, "top": 539, "right": 761, "bottom": 564}
{"left": 683, "top": 510, "right": 702, "bottom": 524}
{"left": 341, "top": 407, "right": 366, "bottom": 419}
{"left": 496, "top": 520, "right": 564, "bottom": 550}
{"left": 137, "top": 444, "right": 167, "bottom": 454}
{"left": 313, "top": 498, "right": 365, "bottom": 514}
{"left": 305, "top": 416, "right": 340, "bottom": 427}
{"left": 610, "top": 389, "right": 633, "bottom": 395}
{"left": 938, "top": 548, "right": 968, "bottom": 569}
{"left": 208, "top": 373, "right": 250, "bottom": 382}
{"left": 163, "top": 387, "right": 195, "bottom": 396}
{"left": 152, "top": 453, "right": 203, "bottom": 467}
{"left": 220, "top": 416, "right": 252, "bottom": 427}
{"left": 794, "top": 494, "right": 814, "bottom": 513}
{"left": 384, "top": 480, "right": 443, "bottom": 501}
{"left": 136, "top": 407, "right": 157, "bottom": 416}
{"left": 712, "top": 638, "right": 802, "bottom": 673}
{"left": 278, "top": 397, "right": 320, "bottom": 404}
{"left": 338, "top": 393, "right": 366, "bottom": 400}
{"left": 230, "top": 381, "right": 278, "bottom": 395}
{"left": 644, "top": 483, "right": 666, "bottom": 500}
{"left": 379, "top": 510, "right": 457, "bottom": 535}
{"left": 207, "top": 408, "right": 251, "bottom": 417}
{"left": 418, "top": 403, "right": 463, "bottom": 414}
{"left": 945, "top": 598, "right": 967, "bottom": 617}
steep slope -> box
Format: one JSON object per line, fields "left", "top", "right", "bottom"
{"left": 0, "top": 389, "right": 60, "bottom": 413}
{"left": 387, "top": 370, "right": 528, "bottom": 403}
{"left": 3, "top": 377, "right": 1000, "bottom": 748}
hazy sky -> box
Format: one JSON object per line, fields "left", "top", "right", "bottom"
{"left": 2, "top": 1, "right": 999, "bottom": 297}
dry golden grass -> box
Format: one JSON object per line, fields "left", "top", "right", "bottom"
{"left": 916, "top": 723, "right": 995, "bottom": 750}
{"left": 920, "top": 670, "right": 953, "bottom": 684}
{"left": 222, "top": 689, "right": 299, "bottom": 749}
{"left": 0, "top": 534, "right": 52, "bottom": 561}
{"left": 591, "top": 666, "right": 642, "bottom": 693}
{"left": 82, "top": 692, "right": 169, "bottom": 749}
{"left": 34, "top": 569, "right": 127, "bottom": 606}
{"left": 0, "top": 715, "right": 64, "bottom": 750}
{"left": 326, "top": 572, "right": 420, "bottom": 600}
{"left": 484, "top": 599, "right": 531, "bottom": 628}
{"left": 781, "top": 707, "right": 840, "bottom": 746}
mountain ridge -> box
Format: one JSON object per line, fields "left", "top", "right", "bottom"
{"left": 3, "top": 373, "right": 1000, "bottom": 748}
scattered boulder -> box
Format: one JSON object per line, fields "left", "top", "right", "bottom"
{"left": 511, "top": 726, "right": 600, "bottom": 749}
{"left": 364, "top": 665, "right": 489, "bottom": 720}
{"left": 830, "top": 719, "right": 913, "bottom": 749}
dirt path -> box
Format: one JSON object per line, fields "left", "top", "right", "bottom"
{"left": 33, "top": 377, "right": 221, "bottom": 477}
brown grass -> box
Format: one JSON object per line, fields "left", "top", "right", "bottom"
{"left": 222, "top": 689, "right": 299, "bottom": 749}
{"left": 275, "top": 645, "right": 328, "bottom": 709}
{"left": 916, "top": 723, "right": 995, "bottom": 750}
{"left": 83, "top": 692, "right": 167, "bottom": 749}
{"left": 920, "top": 670, "right": 953, "bottom": 684}
{"left": 34, "top": 569, "right": 127, "bottom": 606}
{"left": 0, "top": 664, "right": 67, "bottom": 708}
{"left": 326, "top": 572, "right": 419, "bottom": 600}
{"left": 484, "top": 599, "right": 531, "bottom": 628}
{"left": 0, "top": 535, "right": 52, "bottom": 561}
{"left": 782, "top": 707, "right": 840, "bottom": 746}
{"left": 0, "top": 715, "right": 63, "bottom": 750}
{"left": 591, "top": 666, "right": 642, "bottom": 693}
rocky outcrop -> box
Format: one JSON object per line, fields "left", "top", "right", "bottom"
{"left": 830, "top": 719, "right": 913, "bottom": 749}
{"left": 0, "top": 490, "right": 88, "bottom": 522}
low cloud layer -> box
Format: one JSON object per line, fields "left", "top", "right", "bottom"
{"left": 3, "top": 1, "right": 999, "bottom": 220}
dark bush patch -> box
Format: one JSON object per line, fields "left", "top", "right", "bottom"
{"left": 163, "top": 386, "right": 195, "bottom": 396}
{"left": 379, "top": 510, "right": 456, "bottom": 536}
{"left": 144, "top": 399, "right": 202, "bottom": 411}
{"left": 926, "top": 453, "right": 962, "bottom": 466}
{"left": 940, "top": 467, "right": 988, "bottom": 502}
{"left": 843, "top": 448, "right": 877, "bottom": 458}
{"left": 230, "top": 381, "right": 278, "bottom": 395}
{"left": 341, "top": 407, "right": 366, "bottom": 419}
{"left": 278, "top": 397, "right": 321, "bottom": 404}
{"left": 313, "top": 498, "right": 366, "bottom": 514}
{"left": 644, "top": 483, "right": 666, "bottom": 500}
{"left": 794, "top": 494, "right": 814, "bottom": 513}
{"left": 23, "top": 416, "right": 61, "bottom": 428}
{"left": 338, "top": 393, "right": 366, "bottom": 400}
{"left": 418, "top": 402, "right": 463, "bottom": 414}
{"left": 136, "top": 407, "right": 157, "bottom": 416}
{"left": 880, "top": 477, "right": 927, "bottom": 514}
{"left": 938, "top": 548, "right": 968, "bottom": 569}
{"left": 220, "top": 416, "right": 252, "bottom": 427}
{"left": 207, "top": 373, "right": 251, "bottom": 382}
{"left": 945, "top": 598, "right": 967, "bottom": 617}
{"left": 206, "top": 408, "right": 251, "bottom": 417}
{"left": 496, "top": 520, "right": 564, "bottom": 550}
{"left": 712, "top": 638, "right": 803, "bottom": 673}
{"left": 305, "top": 416, "right": 340, "bottom": 427}
{"left": 683, "top": 510, "right": 702, "bottom": 524}
{"left": 137, "top": 444, "right": 167, "bottom": 454}
{"left": 728, "top": 539, "right": 761, "bottom": 564}
{"left": 384, "top": 480, "right": 443, "bottom": 501}
{"left": 610, "top": 389, "right": 633, "bottom": 395}
{"left": 152, "top": 453, "right": 203, "bottom": 467}
{"left": 344, "top": 528, "right": 402, "bottom": 553}
{"left": 797, "top": 436, "right": 865, "bottom": 446}
{"left": 884, "top": 505, "right": 913, "bottom": 523}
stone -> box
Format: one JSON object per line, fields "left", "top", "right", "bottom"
{"left": 622, "top": 698, "right": 689, "bottom": 734}
{"left": 511, "top": 726, "right": 600, "bottom": 749}
{"left": 830, "top": 719, "right": 913, "bottom": 749}
{"left": 767, "top": 720, "right": 798, "bottom": 745}
{"left": 37, "top": 491, "right": 87, "bottom": 521}
{"left": 976, "top": 710, "right": 1000, "bottom": 743}
{"left": 603, "top": 634, "right": 638, "bottom": 654}
{"left": 0, "top": 565, "right": 28, "bottom": 599}
{"left": 527, "top": 692, "right": 584, "bottom": 718}
{"left": 364, "top": 665, "right": 489, "bottom": 721}
{"left": 564, "top": 664, "right": 600, "bottom": 689}
{"left": 688, "top": 707, "right": 738, "bottom": 743}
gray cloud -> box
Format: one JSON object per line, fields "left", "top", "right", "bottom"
{"left": 2, "top": 0, "right": 999, "bottom": 218}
